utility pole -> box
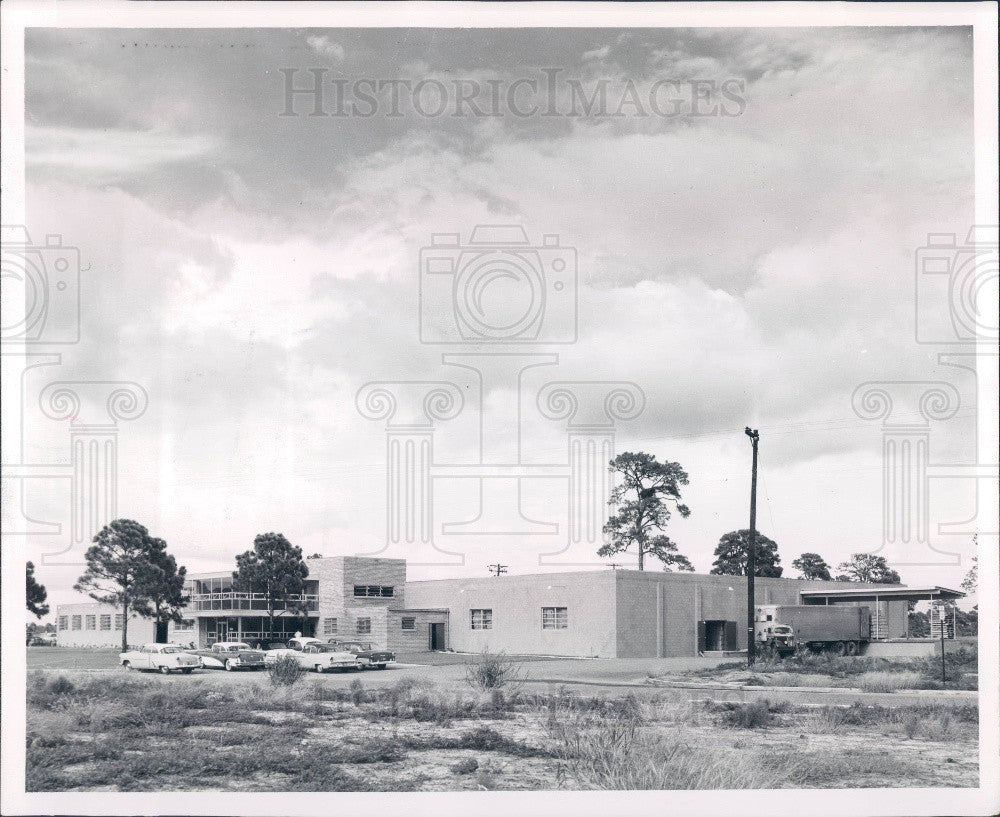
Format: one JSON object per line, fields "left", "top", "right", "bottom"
{"left": 745, "top": 427, "right": 760, "bottom": 667}
{"left": 487, "top": 564, "right": 508, "bottom": 577}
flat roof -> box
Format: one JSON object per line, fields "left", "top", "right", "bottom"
{"left": 800, "top": 585, "right": 964, "bottom": 601}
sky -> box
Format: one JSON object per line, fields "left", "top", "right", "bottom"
{"left": 13, "top": 26, "right": 983, "bottom": 612}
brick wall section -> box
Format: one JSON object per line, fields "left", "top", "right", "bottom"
{"left": 342, "top": 557, "right": 406, "bottom": 609}
{"left": 386, "top": 610, "right": 449, "bottom": 653}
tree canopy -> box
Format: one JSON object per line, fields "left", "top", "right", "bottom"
{"left": 75, "top": 519, "right": 189, "bottom": 650}
{"left": 791, "top": 552, "right": 832, "bottom": 581}
{"left": 26, "top": 562, "right": 49, "bottom": 619}
{"left": 710, "top": 529, "right": 783, "bottom": 577}
{"left": 133, "top": 537, "right": 189, "bottom": 642}
{"left": 835, "top": 553, "right": 901, "bottom": 584}
{"left": 233, "top": 532, "right": 309, "bottom": 640}
{"left": 599, "top": 451, "right": 692, "bottom": 571}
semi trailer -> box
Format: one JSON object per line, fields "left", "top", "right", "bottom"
{"left": 755, "top": 604, "right": 872, "bottom": 657}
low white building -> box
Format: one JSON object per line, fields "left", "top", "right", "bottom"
{"left": 55, "top": 602, "right": 196, "bottom": 649}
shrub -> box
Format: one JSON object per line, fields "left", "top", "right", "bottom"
{"left": 451, "top": 757, "right": 479, "bottom": 775}
{"left": 857, "top": 671, "right": 922, "bottom": 693}
{"left": 266, "top": 655, "right": 303, "bottom": 687}
{"left": 713, "top": 699, "right": 777, "bottom": 729}
{"left": 465, "top": 650, "right": 524, "bottom": 692}
{"left": 349, "top": 678, "right": 366, "bottom": 705}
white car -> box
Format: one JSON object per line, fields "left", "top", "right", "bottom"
{"left": 264, "top": 636, "right": 359, "bottom": 673}
{"left": 120, "top": 643, "right": 202, "bottom": 674}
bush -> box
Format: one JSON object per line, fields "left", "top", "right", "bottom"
{"left": 715, "top": 699, "right": 777, "bottom": 729}
{"left": 465, "top": 650, "right": 524, "bottom": 691}
{"left": 266, "top": 655, "right": 303, "bottom": 687}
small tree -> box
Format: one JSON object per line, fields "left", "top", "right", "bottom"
{"left": 710, "top": 530, "right": 783, "bottom": 577}
{"left": 791, "top": 552, "right": 832, "bottom": 581}
{"left": 233, "top": 532, "right": 309, "bottom": 642}
{"left": 599, "top": 452, "right": 692, "bottom": 571}
{"left": 835, "top": 553, "right": 901, "bottom": 584}
{"left": 133, "top": 537, "right": 188, "bottom": 643}
{"left": 26, "top": 561, "right": 49, "bottom": 618}
{"left": 961, "top": 535, "right": 977, "bottom": 595}
{"left": 75, "top": 519, "right": 150, "bottom": 650}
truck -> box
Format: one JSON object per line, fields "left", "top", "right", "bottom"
{"left": 755, "top": 604, "right": 871, "bottom": 658}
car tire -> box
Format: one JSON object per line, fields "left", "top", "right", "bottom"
{"left": 833, "top": 641, "right": 848, "bottom": 657}
{"left": 159, "top": 665, "right": 170, "bottom": 675}
{"left": 846, "top": 641, "right": 859, "bottom": 656}
{"left": 123, "top": 661, "right": 132, "bottom": 671}
{"left": 315, "top": 664, "right": 325, "bottom": 673}
{"left": 376, "top": 664, "right": 387, "bottom": 670}
{"left": 225, "top": 660, "right": 234, "bottom": 672}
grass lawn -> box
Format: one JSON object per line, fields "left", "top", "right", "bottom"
{"left": 25, "top": 665, "right": 979, "bottom": 791}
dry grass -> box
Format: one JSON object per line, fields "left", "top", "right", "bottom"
{"left": 24, "top": 669, "right": 979, "bottom": 792}
{"left": 857, "top": 671, "right": 923, "bottom": 693}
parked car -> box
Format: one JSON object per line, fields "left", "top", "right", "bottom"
{"left": 187, "top": 641, "right": 266, "bottom": 671}
{"left": 120, "top": 644, "right": 203, "bottom": 674}
{"left": 264, "top": 636, "right": 359, "bottom": 672}
{"left": 27, "top": 634, "right": 57, "bottom": 646}
{"left": 327, "top": 639, "right": 395, "bottom": 670}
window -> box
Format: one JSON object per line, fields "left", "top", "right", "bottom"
{"left": 114, "top": 614, "right": 123, "bottom": 631}
{"left": 71, "top": 615, "right": 82, "bottom": 630}
{"left": 58, "top": 616, "right": 68, "bottom": 630}
{"left": 99, "top": 614, "right": 111, "bottom": 631}
{"left": 470, "top": 609, "right": 493, "bottom": 630}
{"left": 353, "top": 585, "right": 394, "bottom": 598}
{"left": 85, "top": 615, "right": 96, "bottom": 630}
{"left": 542, "top": 607, "right": 568, "bottom": 630}
{"left": 323, "top": 618, "right": 338, "bottom": 636}
{"left": 357, "top": 618, "right": 371, "bottom": 635}
{"left": 174, "top": 619, "right": 194, "bottom": 631}
{"left": 401, "top": 617, "right": 416, "bottom": 631}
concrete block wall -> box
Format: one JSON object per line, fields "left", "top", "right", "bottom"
{"left": 406, "top": 571, "right": 618, "bottom": 657}
{"left": 56, "top": 603, "right": 155, "bottom": 648}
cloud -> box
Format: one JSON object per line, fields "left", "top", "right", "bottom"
{"left": 306, "top": 35, "right": 345, "bottom": 62}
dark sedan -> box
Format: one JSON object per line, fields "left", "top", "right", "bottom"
{"left": 326, "top": 639, "right": 395, "bottom": 670}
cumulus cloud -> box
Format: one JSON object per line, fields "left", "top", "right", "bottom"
{"left": 21, "top": 27, "right": 978, "bottom": 598}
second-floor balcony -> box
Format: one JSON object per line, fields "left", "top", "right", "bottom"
{"left": 188, "top": 591, "right": 319, "bottom": 613}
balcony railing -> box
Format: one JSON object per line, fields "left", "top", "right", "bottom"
{"left": 188, "top": 592, "right": 319, "bottom": 612}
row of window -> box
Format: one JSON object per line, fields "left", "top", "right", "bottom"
{"left": 322, "top": 616, "right": 418, "bottom": 635}
{"left": 59, "top": 614, "right": 124, "bottom": 631}
{"left": 470, "top": 607, "right": 568, "bottom": 630}
{"left": 353, "top": 585, "right": 394, "bottom": 597}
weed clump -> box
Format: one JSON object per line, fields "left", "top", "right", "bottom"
{"left": 266, "top": 655, "right": 304, "bottom": 687}
{"left": 465, "top": 650, "right": 524, "bottom": 692}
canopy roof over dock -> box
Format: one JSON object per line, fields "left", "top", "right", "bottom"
{"left": 799, "top": 585, "right": 965, "bottom": 604}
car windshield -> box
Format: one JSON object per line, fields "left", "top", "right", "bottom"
{"left": 314, "top": 644, "right": 348, "bottom": 652}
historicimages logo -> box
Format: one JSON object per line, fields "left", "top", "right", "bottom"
{"left": 357, "top": 224, "right": 645, "bottom": 567}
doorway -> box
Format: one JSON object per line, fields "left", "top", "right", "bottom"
{"left": 429, "top": 623, "right": 445, "bottom": 651}
{"left": 699, "top": 620, "right": 737, "bottom": 652}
